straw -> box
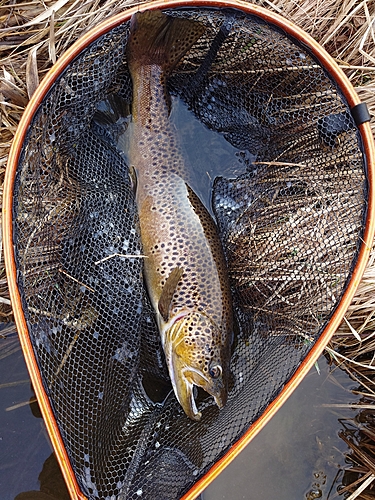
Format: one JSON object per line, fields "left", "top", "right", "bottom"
{"left": 1, "top": 0, "right": 375, "bottom": 496}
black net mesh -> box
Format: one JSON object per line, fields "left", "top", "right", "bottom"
{"left": 12, "top": 7, "right": 367, "bottom": 500}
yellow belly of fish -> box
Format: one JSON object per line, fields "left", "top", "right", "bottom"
{"left": 137, "top": 172, "right": 223, "bottom": 316}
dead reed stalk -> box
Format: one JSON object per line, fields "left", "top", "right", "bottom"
{"left": 1, "top": 0, "right": 375, "bottom": 497}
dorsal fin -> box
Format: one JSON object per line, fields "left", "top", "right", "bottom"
{"left": 158, "top": 267, "right": 184, "bottom": 322}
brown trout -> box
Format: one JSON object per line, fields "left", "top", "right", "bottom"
{"left": 126, "top": 10, "right": 233, "bottom": 421}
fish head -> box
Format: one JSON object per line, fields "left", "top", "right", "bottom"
{"left": 165, "top": 311, "right": 229, "bottom": 421}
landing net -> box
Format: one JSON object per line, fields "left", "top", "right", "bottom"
{"left": 9, "top": 6, "right": 370, "bottom": 499}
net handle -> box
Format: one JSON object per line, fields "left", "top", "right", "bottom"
{"left": 3, "top": 1, "right": 374, "bottom": 499}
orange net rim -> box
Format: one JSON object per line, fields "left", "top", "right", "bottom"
{"left": 3, "top": 1, "right": 374, "bottom": 499}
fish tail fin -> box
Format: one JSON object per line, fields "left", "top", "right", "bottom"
{"left": 127, "top": 10, "right": 204, "bottom": 74}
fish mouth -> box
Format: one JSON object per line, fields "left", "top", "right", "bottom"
{"left": 167, "top": 347, "right": 201, "bottom": 421}
{"left": 172, "top": 364, "right": 227, "bottom": 422}
{"left": 176, "top": 375, "right": 202, "bottom": 422}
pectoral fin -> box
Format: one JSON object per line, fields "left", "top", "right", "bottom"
{"left": 158, "top": 267, "right": 183, "bottom": 322}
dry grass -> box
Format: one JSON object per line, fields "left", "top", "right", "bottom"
{"left": 1, "top": 0, "right": 375, "bottom": 497}
{"left": 224, "top": 152, "right": 365, "bottom": 348}
{"left": 1, "top": 1, "right": 374, "bottom": 316}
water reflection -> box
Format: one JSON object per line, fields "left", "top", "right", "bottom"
{"left": 202, "top": 358, "right": 357, "bottom": 500}
{"left": 14, "top": 454, "right": 69, "bottom": 500}
{"left": 0, "top": 324, "right": 68, "bottom": 500}
{"left": 1, "top": 318, "right": 358, "bottom": 500}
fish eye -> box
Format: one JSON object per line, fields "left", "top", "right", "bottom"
{"left": 209, "top": 365, "right": 222, "bottom": 379}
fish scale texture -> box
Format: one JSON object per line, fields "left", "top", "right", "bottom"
{"left": 12, "top": 8, "right": 367, "bottom": 500}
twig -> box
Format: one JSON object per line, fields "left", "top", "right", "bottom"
{"left": 94, "top": 253, "right": 147, "bottom": 265}
{"left": 50, "top": 331, "right": 80, "bottom": 388}
{"left": 253, "top": 161, "right": 306, "bottom": 167}
{"left": 58, "top": 268, "right": 95, "bottom": 292}
{"left": 346, "top": 474, "right": 375, "bottom": 500}
{"left": 6, "top": 397, "right": 37, "bottom": 411}
{"left": 0, "top": 379, "right": 29, "bottom": 390}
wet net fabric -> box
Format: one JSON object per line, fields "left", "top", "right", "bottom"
{"left": 13, "top": 8, "right": 367, "bottom": 500}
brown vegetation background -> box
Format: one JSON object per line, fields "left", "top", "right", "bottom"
{"left": 1, "top": 0, "right": 374, "bottom": 332}
{"left": 1, "top": 0, "right": 375, "bottom": 496}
